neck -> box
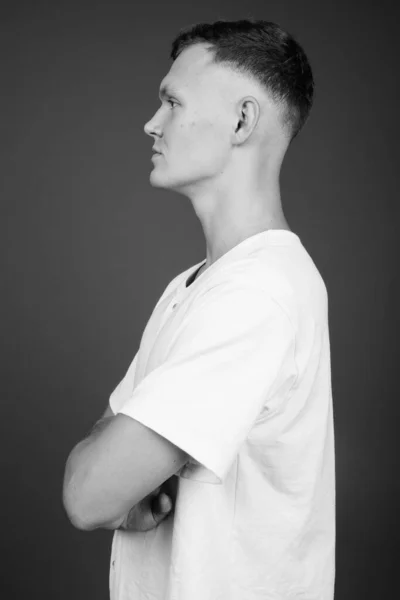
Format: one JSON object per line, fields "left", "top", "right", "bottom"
{"left": 191, "top": 183, "right": 290, "bottom": 269}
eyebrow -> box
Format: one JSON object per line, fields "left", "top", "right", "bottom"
{"left": 158, "top": 84, "right": 180, "bottom": 100}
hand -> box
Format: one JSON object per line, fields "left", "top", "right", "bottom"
{"left": 119, "top": 476, "right": 178, "bottom": 532}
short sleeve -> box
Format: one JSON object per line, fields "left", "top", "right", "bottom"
{"left": 109, "top": 351, "right": 139, "bottom": 415}
{"left": 116, "top": 282, "right": 297, "bottom": 484}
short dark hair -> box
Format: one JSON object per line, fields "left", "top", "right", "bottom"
{"left": 170, "top": 19, "right": 314, "bottom": 144}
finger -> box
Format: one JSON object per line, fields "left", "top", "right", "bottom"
{"left": 132, "top": 495, "right": 167, "bottom": 532}
{"left": 158, "top": 493, "right": 172, "bottom": 513}
{"left": 152, "top": 493, "right": 172, "bottom": 520}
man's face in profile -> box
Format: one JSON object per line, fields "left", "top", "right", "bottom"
{"left": 144, "top": 44, "right": 233, "bottom": 194}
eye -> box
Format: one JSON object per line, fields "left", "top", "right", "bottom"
{"left": 168, "top": 99, "right": 177, "bottom": 108}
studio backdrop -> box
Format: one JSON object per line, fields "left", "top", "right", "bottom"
{"left": 1, "top": 1, "right": 398, "bottom": 599}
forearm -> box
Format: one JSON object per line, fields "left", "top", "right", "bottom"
{"left": 63, "top": 415, "right": 117, "bottom": 529}
{"left": 63, "top": 415, "right": 179, "bottom": 532}
{"left": 64, "top": 414, "right": 150, "bottom": 531}
{"left": 89, "top": 414, "right": 126, "bottom": 529}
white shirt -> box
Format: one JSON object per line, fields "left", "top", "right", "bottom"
{"left": 109, "top": 229, "right": 336, "bottom": 600}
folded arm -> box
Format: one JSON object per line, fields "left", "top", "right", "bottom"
{"left": 62, "top": 404, "right": 188, "bottom": 531}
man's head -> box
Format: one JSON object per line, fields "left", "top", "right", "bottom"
{"left": 144, "top": 19, "right": 314, "bottom": 196}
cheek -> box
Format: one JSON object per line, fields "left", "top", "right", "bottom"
{"left": 185, "top": 117, "right": 227, "bottom": 159}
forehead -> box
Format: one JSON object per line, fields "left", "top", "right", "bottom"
{"left": 159, "top": 44, "right": 216, "bottom": 97}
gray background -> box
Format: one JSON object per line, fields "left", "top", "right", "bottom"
{"left": 2, "top": 0, "right": 398, "bottom": 598}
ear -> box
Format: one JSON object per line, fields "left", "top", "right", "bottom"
{"left": 232, "top": 96, "right": 260, "bottom": 145}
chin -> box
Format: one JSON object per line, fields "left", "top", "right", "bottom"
{"left": 149, "top": 169, "right": 180, "bottom": 191}
{"left": 149, "top": 167, "right": 199, "bottom": 196}
{"left": 149, "top": 169, "right": 168, "bottom": 188}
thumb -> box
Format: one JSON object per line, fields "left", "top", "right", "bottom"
{"left": 152, "top": 492, "right": 172, "bottom": 518}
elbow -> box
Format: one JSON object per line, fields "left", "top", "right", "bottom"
{"left": 62, "top": 483, "right": 96, "bottom": 531}
{"left": 62, "top": 461, "right": 97, "bottom": 531}
{"left": 62, "top": 478, "right": 118, "bottom": 531}
{"left": 62, "top": 446, "right": 123, "bottom": 531}
{"left": 63, "top": 497, "right": 118, "bottom": 531}
{"left": 65, "top": 508, "right": 93, "bottom": 532}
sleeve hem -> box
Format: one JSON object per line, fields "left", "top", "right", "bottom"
{"left": 117, "top": 405, "right": 226, "bottom": 484}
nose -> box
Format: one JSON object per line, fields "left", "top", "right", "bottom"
{"left": 144, "top": 112, "right": 162, "bottom": 139}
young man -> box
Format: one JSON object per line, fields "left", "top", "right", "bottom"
{"left": 63, "top": 19, "right": 335, "bottom": 600}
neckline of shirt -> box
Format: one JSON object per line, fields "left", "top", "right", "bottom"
{"left": 181, "top": 229, "right": 300, "bottom": 292}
